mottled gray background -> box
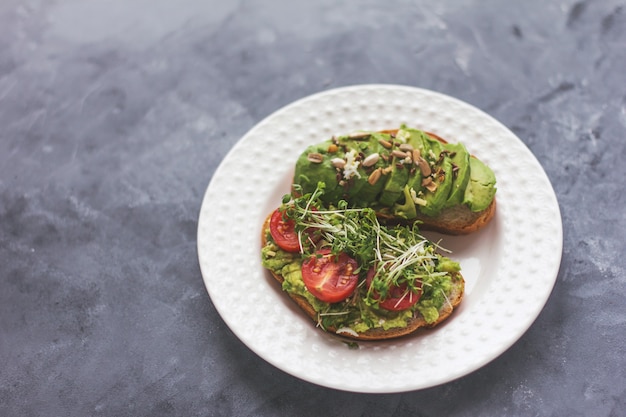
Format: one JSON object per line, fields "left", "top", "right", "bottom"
{"left": 1, "top": 0, "right": 625, "bottom": 416}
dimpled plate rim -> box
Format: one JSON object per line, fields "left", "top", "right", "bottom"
{"left": 196, "top": 84, "right": 563, "bottom": 393}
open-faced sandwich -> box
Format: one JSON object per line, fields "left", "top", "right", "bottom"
{"left": 260, "top": 125, "right": 497, "bottom": 341}
{"left": 294, "top": 125, "right": 496, "bottom": 234}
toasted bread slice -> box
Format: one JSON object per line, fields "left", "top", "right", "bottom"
{"left": 261, "top": 214, "right": 465, "bottom": 341}
{"left": 294, "top": 128, "right": 496, "bottom": 235}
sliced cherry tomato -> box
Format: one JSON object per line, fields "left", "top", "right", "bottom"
{"left": 366, "top": 267, "right": 422, "bottom": 311}
{"left": 269, "top": 207, "right": 321, "bottom": 253}
{"left": 301, "top": 249, "right": 359, "bottom": 303}
{"left": 269, "top": 208, "right": 300, "bottom": 252}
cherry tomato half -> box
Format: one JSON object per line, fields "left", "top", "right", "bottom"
{"left": 302, "top": 249, "right": 359, "bottom": 303}
{"left": 366, "top": 267, "right": 422, "bottom": 311}
{"left": 269, "top": 209, "right": 301, "bottom": 252}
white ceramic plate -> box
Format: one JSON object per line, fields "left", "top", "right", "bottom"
{"left": 197, "top": 85, "right": 562, "bottom": 393}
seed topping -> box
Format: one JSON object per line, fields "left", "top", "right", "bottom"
{"left": 362, "top": 153, "right": 380, "bottom": 167}
{"left": 379, "top": 139, "right": 393, "bottom": 149}
{"left": 417, "top": 157, "right": 431, "bottom": 176}
{"left": 368, "top": 168, "right": 382, "bottom": 185}
{"left": 425, "top": 181, "right": 438, "bottom": 192}
{"left": 348, "top": 131, "right": 371, "bottom": 140}
{"left": 307, "top": 153, "right": 324, "bottom": 164}
{"left": 391, "top": 150, "right": 408, "bottom": 159}
{"left": 331, "top": 157, "right": 346, "bottom": 169}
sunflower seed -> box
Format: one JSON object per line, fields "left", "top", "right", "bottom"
{"left": 307, "top": 153, "right": 324, "bottom": 163}
{"left": 417, "top": 157, "right": 431, "bottom": 176}
{"left": 331, "top": 157, "right": 346, "bottom": 168}
{"left": 425, "top": 181, "right": 438, "bottom": 192}
{"left": 362, "top": 153, "right": 380, "bottom": 167}
{"left": 348, "top": 131, "right": 371, "bottom": 139}
{"left": 368, "top": 168, "right": 382, "bottom": 185}
{"left": 392, "top": 150, "right": 408, "bottom": 159}
{"left": 378, "top": 139, "right": 393, "bottom": 149}
{"left": 412, "top": 149, "right": 421, "bottom": 163}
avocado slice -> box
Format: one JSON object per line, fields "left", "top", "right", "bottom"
{"left": 348, "top": 133, "right": 391, "bottom": 207}
{"left": 392, "top": 184, "right": 418, "bottom": 219}
{"left": 417, "top": 136, "right": 454, "bottom": 217}
{"left": 403, "top": 128, "right": 428, "bottom": 197}
{"left": 443, "top": 142, "right": 471, "bottom": 208}
{"left": 386, "top": 127, "right": 429, "bottom": 219}
{"left": 463, "top": 157, "right": 496, "bottom": 212}
{"left": 294, "top": 142, "right": 344, "bottom": 204}
{"left": 419, "top": 156, "right": 454, "bottom": 216}
{"left": 340, "top": 139, "right": 369, "bottom": 202}
{"left": 378, "top": 156, "right": 409, "bottom": 207}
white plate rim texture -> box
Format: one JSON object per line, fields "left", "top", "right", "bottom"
{"left": 197, "top": 84, "right": 563, "bottom": 393}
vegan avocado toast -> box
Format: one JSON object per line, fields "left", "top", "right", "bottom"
{"left": 261, "top": 125, "right": 497, "bottom": 340}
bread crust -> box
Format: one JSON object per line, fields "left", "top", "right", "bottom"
{"left": 261, "top": 214, "right": 465, "bottom": 341}
{"left": 379, "top": 198, "right": 496, "bottom": 235}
